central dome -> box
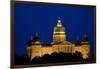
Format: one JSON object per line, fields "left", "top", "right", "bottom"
{"left": 28, "top": 33, "right": 41, "bottom": 46}
{"left": 53, "top": 17, "right": 66, "bottom": 43}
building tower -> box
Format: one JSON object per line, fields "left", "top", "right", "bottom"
{"left": 81, "top": 34, "right": 90, "bottom": 59}
{"left": 74, "top": 37, "right": 82, "bottom": 53}
{"left": 53, "top": 17, "right": 66, "bottom": 44}
{"left": 27, "top": 33, "right": 42, "bottom": 60}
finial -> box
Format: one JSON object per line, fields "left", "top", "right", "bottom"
{"left": 57, "top": 17, "right": 62, "bottom": 27}
{"left": 75, "top": 36, "right": 81, "bottom": 46}
{"left": 83, "top": 34, "right": 89, "bottom": 41}
{"left": 30, "top": 35, "right": 33, "bottom": 40}
{"left": 35, "top": 32, "right": 38, "bottom": 36}
{"left": 58, "top": 17, "right": 61, "bottom": 23}
{"left": 84, "top": 34, "right": 87, "bottom": 38}
{"left": 58, "top": 16, "right": 60, "bottom": 20}
{"left": 76, "top": 36, "right": 79, "bottom": 41}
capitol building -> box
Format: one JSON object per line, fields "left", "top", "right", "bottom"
{"left": 27, "top": 18, "right": 90, "bottom": 60}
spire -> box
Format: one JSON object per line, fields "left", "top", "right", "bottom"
{"left": 82, "top": 34, "right": 89, "bottom": 45}
{"left": 35, "top": 32, "right": 38, "bottom": 37}
{"left": 58, "top": 17, "right": 61, "bottom": 23}
{"left": 34, "top": 32, "right": 40, "bottom": 41}
{"left": 30, "top": 35, "right": 33, "bottom": 40}
{"left": 57, "top": 17, "right": 62, "bottom": 27}
{"left": 75, "top": 37, "right": 81, "bottom": 46}
{"left": 83, "top": 34, "right": 89, "bottom": 42}
{"left": 76, "top": 36, "right": 79, "bottom": 41}
{"left": 30, "top": 33, "right": 38, "bottom": 40}
{"left": 84, "top": 34, "right": 87, "bottom": 38}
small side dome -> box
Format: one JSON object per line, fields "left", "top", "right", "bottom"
{"left": 75, "top": 37, "right": 82, "bottom": 46}
{"left": 82, "top": 34, "right": 89, "bottom": 45}
{"left": 83, "top": 34, "right": 89, "bottom": 42}
{"left": 27, "top": 33, "right": 41, "bottom": 46}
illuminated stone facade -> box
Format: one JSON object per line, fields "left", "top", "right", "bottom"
{"left": 27, "top": 18, "right": 90, "bottom": 60}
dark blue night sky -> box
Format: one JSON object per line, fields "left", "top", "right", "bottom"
{"left": 14, "top": 2, "right": 95, "bottom": 56}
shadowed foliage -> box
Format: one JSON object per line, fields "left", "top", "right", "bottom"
{"left": 14, "top": 52, "right": 94, "bottom": 65}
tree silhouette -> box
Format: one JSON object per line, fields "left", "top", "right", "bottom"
{"left": 14, "top": 52, "right": 93, "bottom": 65}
